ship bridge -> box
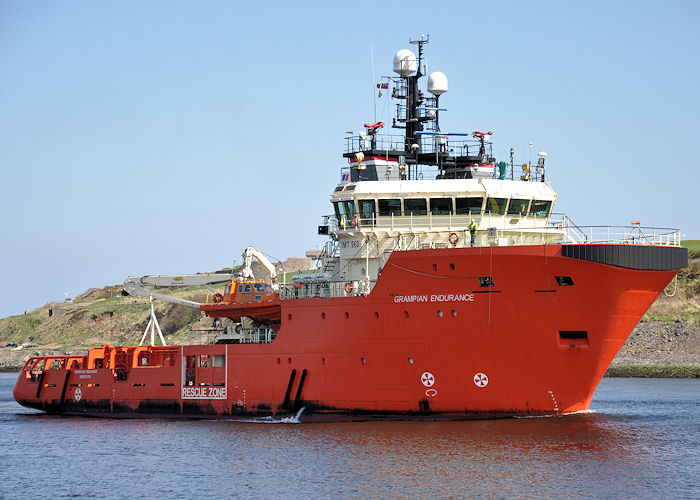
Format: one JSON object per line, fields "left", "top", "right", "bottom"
{"left": 280, "top": 37, "right": 682, "bottom": 301}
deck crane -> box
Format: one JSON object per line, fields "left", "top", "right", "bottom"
{"left": 241, "top": 246, "right": 280, "bottom": 290}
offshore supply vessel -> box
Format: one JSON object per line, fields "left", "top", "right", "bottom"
{"left": 14, "top": 37, "right": 687, "bottom": 421}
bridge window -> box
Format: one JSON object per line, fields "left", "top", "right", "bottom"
{"left": 244, "top": 284, "right": 252, "bottom": 293}
{"left": 378, "top": 199, "right": 401, "bottom": 216}
{"left": 529, "top": 200, "right": 552, "bottom": 217}
{"left": 333, "top": 201, "right": 346, "bottom": 223}
{"left": 342, "top": 201, "right": 357, "bottom": 219}
{"left": 237, "top": 284, "right": 244, "bottom": 293}
{"left": 430, "top": 198, "right": 453, "bottom": 215}
{"left": 404, "top": 198, "right": 427, "bottom": 215}
{"left": 359, "top": 199, "right": 375, "bottom": 220}
{"left": 485, "top": 197, "right": 507, "bottom": 215}
{"left": 507, "top": 199, "right": 530, "bottom": 216}
{"left": 456, "top": 197, "right": 483, "bottom": 215}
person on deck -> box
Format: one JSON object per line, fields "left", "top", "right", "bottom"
{"left": 468, "top": 219, "right": 478, "bottom": 247}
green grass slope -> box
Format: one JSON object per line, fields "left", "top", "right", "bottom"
{"left": 0, "top": 285, "right": 222, "bottom": 349}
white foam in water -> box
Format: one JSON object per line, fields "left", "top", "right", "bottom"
{"left": 218, "top": 407, "right": 305, "bottom": 424}
{"left": 515, "top": 409, "right": 597, "bottom": 419}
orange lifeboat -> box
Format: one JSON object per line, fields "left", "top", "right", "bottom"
{"left": 199, "top": 279, "right": 281, "bottom": 323}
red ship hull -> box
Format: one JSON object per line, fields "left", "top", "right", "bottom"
{"left": 13, "top": 244, "right": 686, "bottom": 421}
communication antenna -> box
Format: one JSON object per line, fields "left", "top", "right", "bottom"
{"left": 371, "top": 45, "right": 377, "bottom": 123}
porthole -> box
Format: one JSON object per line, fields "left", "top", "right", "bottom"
{"left": 287, "top": 358, "right": 292, "bottom": 364}
{"left": 345, "top": 311, "right": 350, "bottom": 319}
{"left": 433, "top": 263, "right": 439, "bottom": 271}
{"left": 452, "top": 310, "right": 457, "bottom": 317}
{"left": 276, "top": 358, "right": 280, "bottom": 365}
{"left": 449, "top": 263, "right": 455, "bottom": 270}
{"left": 374, "top": 311, "right": 379, "bottom": 319}
{"left": 287, "top": 313, "right": 292, "bottom": 321}
{"left": 361, "top": 357, "right": 366, "bottom": 364}
{"left": 404, "top": 310, "right": 410, "bottom": 319}
{"left": 408, "top": 357, "right": 414, "bottom": 365}
{"left": 322, "top": 358, "right": 326, "bottom": 365}
{"left": 321, "top": 312, "right": 326, "bottom": 319}
{"left": 438, "top": 310, "right": 444, "bottom": 317}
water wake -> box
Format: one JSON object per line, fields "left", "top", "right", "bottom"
{"left": 218, "top": 407, "right": 306, "bottom": 424}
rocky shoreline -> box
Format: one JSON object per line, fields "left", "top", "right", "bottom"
{"left": 606, "top": 319, "right": 699, "bottom": 377}
{"left": 2, "top": 319, "right": 698, "bottom": 377}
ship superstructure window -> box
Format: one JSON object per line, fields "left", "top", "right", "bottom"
{"left": 359, "top": 199, "right": 375, "bottom": 220}
{"left": 507, "top": 199, "right": 530, "bottom": 216}
{"left": 244, "top": 284, "right": 252, "bottom": 293}
{"left": 430, "top": 198, "right": 453, "bottom": 215}
{"left": 333, "top": 201, "right": 346, "bottom": 224}
{"left": 529, "top": 200, "right": 552, "bottom": 217}
{"left": 378, "top": 199, "right": 401, "bottom": 216}
{"left": 342, "top": 201, "right": 357, "bottom": 219}
{"left": 456, "top": 197, "right": 483, "bottom": 215}
{"left": 404, "top": 198, "right": 427, "bottom": 215}
{"left": 237, "top": 284, "right": 243, "bottom": 293}
{"left": 485, "top": 197, "right": 507, "bottom": 215}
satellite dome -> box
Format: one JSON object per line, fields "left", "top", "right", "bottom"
{"left": 427, "top": 71, "right": 448, "bottom": 96}
{"left": 393, "top": 49, "right": 417, "bottom": 76}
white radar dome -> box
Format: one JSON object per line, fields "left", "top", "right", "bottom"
{"left": 427, "top": 71, "right": 448, "bottom": 96}
{"left": 393, "top": 49, "right": 418, "bottom": 76}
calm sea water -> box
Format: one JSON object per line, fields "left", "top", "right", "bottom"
{"left": 0, "top": 373, "right": 698, "bottom": 499}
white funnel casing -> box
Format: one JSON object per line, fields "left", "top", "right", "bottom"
{"left": 393, "top": 49, "right": 417, "bottom": 76}
{"left": 427, "top": 71, "right": 448, "bottom": 96}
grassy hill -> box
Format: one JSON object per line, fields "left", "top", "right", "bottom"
{"left": 0, "top": 284, "right": 222, "bottom": 350}
{"left": 642, "top": 241, "right": 699, "bottom": 325}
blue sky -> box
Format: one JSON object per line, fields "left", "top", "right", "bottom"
{"left": 1, "top": 0, "right": 698, "bottom": 318}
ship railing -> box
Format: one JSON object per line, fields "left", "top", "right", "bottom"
{"left": 344, "top": 134, "right": 405, "bottom": 155}
{"left": 279, "top": 279, "right": 377, "bottom": 300}
{"left": 418, "top": 136, "right": 494, "bottom": 159}
{"left": 331, "top": 212, "right": 555, "bottom": 233}
{"left": 563, "top": 225, "right": 681, "bottom": 246}
{"left": 327, "top": 212, "right": 682, "bottom": 247}
{"left": 344, "top": 133, "right": 496, "bottom": 160}
{"left": 549, "top": 213, "right": 588, "bottom": 243}
{"left": 548, "top": 214, "right": 682, "bottom": 245}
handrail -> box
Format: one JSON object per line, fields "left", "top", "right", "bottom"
{"left": 326, "top": 212, "right": 681, "bottom": 247}
{"left": 279, "top": 280, "right": 377, "bottom": 300}
{"left": 559, "top": 225, "right": 681, "bottom": 246}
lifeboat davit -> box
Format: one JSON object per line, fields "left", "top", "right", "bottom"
{"left": 199, "top": 279, "right": 281, "bottom": 323}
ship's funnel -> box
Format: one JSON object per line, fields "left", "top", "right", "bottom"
{"left": 428, "top": 71, "right": 448, "bottom": 96}
{"left": 393, "top": 49, "right": 417, "bottom": 76}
